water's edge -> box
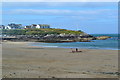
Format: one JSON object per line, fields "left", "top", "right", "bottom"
{"left": 30, "top": 34, "right": 119, "bottom": 50}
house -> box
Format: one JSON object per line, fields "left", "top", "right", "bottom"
{"left": 0, "top": 25, "right": 11, "bottom": 29}
{"left": 7, "top": 23, "right": 23, "bottom": 29}
{"left": 24, "top": 24, "right": 37, "bottom": 29}
{"left": 31, "top": 24, "right": 39, "bottom": 28}
{"left": 38, "top": 24, "right": 50, "bottom": 29}
{"left": 0, "top": 25, "right": 5, "bottom": 29}
{"left": 1, "top": 23, "right": 51, "bottom": 29}
{"left": 24, "top": 26, "right": 32, "bottom": 29}
{"left": 25, "top": 24, "right": 50, "bottom": 29}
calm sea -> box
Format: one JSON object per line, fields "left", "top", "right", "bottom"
{"left": 31, "top": 34, "right": 119, "bottom": 50}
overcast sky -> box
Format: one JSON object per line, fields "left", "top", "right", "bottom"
{"left": 2, "top": 2, "right": 118, "bottom": 34}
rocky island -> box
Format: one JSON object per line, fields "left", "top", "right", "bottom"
{"left": 1, "top": 28, "right": 111, "bottom": 42}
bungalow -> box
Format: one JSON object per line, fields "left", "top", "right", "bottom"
{"left": 0, "top": 25, "right": 11, "bottom": 29}
{"left": 38, "top": 24, "right": 50, "bottom": 29}
{"left": 31, "top": 24, "right": 39, "bottom": 28}
{"left": 24, "top": 25, "right": 32, "bottom": 29}
{"left": 25, "top": 24, "right": 50, "bottom": 29}
{"left": 7, "top": 23, "right": 23, "bottom": 29}
{"left": 24, "top": 24, "right": 37, "bottom": 29}
{"left": 0, "top": 25, "right": 5, "bottom": 29}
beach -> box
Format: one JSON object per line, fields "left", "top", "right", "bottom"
{"left": 2, "top": 42, "right": 118, "bottom": 78}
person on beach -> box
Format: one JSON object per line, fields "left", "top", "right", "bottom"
{"left": 76, "top": 48, "right": 78, "bottom": 52}
{"left": 71, "top": 48, "right": 82, "bottom": 53}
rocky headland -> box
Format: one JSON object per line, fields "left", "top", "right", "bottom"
{"left": 1, "top": 28, "right": 111, "bottom": 42}
{"left": 2, "top": 34, "right": 111, "bottom": 43}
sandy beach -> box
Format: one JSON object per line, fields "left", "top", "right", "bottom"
{"left": 2, "top": 42, "right": 118, "bottom": 78}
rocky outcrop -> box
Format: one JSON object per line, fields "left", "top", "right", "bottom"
{"left": 95, "top": 36, "right": 111, "bottom": 40}
{"left": 2, "top": 34, "right": 111, "bottom": 43}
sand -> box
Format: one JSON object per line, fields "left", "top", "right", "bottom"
{"left": 2, "top": 42, "right": 118, "bottom": 78}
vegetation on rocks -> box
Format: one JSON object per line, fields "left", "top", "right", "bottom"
{"left": 1, "top": 28, "right": 111, "bottom": 42}
{"left": 2, "top": 28, "right": 84, "bottom": 35}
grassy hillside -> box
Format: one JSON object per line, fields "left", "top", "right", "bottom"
{"left": 2, "top": 28, "right": 84, "bottom": 35}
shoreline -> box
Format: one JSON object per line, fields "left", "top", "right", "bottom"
{"left": 27, "top": 42, "right": 119, "bottom": 50}
{"left": 2, "top": 42, "right": 118, "bottom": 78}
{"left": 2, "top": 41, "right": 119, "bottom": 50}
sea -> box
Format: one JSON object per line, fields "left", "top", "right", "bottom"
{"left": 31, "top": 34, "right": 119, "bottom": 50}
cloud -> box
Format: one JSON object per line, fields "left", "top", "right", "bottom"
{"left": 2, "top": 0, "right": 119, "bottom": 2}
{"left": 3, "top": 9, "right": 117, "bottom": 16}
{"left": 3, "top": 9, "right": 72, "bottom": 15}
{"left": 2, "top": 2, "right": 117, "bottom": 8}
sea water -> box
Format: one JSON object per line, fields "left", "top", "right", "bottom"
{"left": 31, "top": 34, "right": 119, "bottom": 50}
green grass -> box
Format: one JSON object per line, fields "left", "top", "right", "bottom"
{"left": 2, "top": 28, "right": 84, "bottom": 35}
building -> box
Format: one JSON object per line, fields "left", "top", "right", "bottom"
{"left": 38, "top": 24, "right": 50, "bottom": 29}
{"left": 8, "top": 23, "right": 23, "bottom": 29}
{"left": 31, "top": 24, "right": 39, "bottom": 28}
{"left": 25, "top": 24, "right": 50, "bottom": 29}
{"left": 1, "top": 23, "right": 50, "bottom": 29}
{"left": 24, "top": 26, "right": 32, "bottom": 29}
{"left": 0, "top": 25, "right": 5, "bottom": 29}
{"left": 24, "top": 25, "right": 37, "bottom": 29}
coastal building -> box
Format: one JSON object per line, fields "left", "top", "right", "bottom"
{"left": 1, "top": 23, "right": 50, "bottom": 29}
{"left": 24, "top": 24, "right": 50, "bottom": 29}
{"left": 7, "top": 23, "right": 23, "bottom": 29}
{"left": 24, "top": 26, "right": 32, "bottom": 29}
{"left": 0, "top": 25, "right": 12, "bottom": 29}
{"left": 24, "top": 24, "right": 37, "bottom": 29}
{"left": 0, "top": 25, "right": 5, "bottom": 29}
{"left": 38, "top": 24, "right": 50, "bottom": 29}
{"left": 31, "top": 24, "right": 40, "bottom": 28}
{"left": 6, "top": 26, "right": 12, "bottom": 29}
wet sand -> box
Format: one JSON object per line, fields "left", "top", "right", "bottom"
{"left": 2, "top": 42, "right": 118, "bottom": 78}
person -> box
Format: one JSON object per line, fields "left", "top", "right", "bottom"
{"left": 70, "top": 48, "right": 82, "bottom": 53}
{"left": 76, "top": 48, "right": 78, "bottom": 52}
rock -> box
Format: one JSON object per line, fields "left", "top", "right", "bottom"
{"left": 78, "top": 38, "right": 93, "bottom": 42}
{"left": 13, "top": 73, "right": 16, "bottom": 74}
{"left": 96, "top": 36, "right": 111, "bottom": 40}
{"left": 52, "top": 76, "right": 55, "bottom": 78}
{"left": 2, "top": 34, "right": 96, "bottom": 42}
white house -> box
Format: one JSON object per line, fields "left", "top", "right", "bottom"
{"left": 0, "top": 25, "right": 5, "bottom": 29}
{"left": 6, "top": 26, "right": 12, "bottom": 29}
{"left": 0, "top": 25, "right": 12, "bottom": 29}
{"left": 7, "top": 23, "right": 23, "bottom": 29}
{"left": 24, "top": 26, "right": 31, "bottom": 29}
{"left": 38, "top": 24, "right": 50, "bottom": 29}
{"left": 25, "top": 24, "right": 50, "bottom": 29}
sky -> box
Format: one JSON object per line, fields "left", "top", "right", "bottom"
{"left": 1, "top": 2, "right": 118, "bottom": 34}
{"left": 2, "top": 0, "right": 119, "bottom": 2}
